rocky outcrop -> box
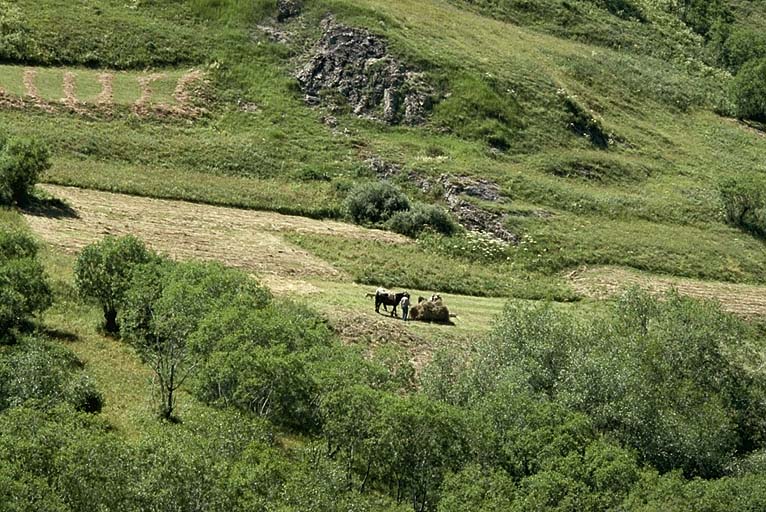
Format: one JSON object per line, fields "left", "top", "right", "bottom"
{"left": 296, "top": 17, "right": 431, "bottom": 125}
{"left": 277, "top": 0, "right": 302, "bottom": 22}
{"left": 418, "top": 174, "right": 517, "bottom": 243}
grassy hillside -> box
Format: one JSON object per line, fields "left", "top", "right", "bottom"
{"left": 4, "top": 1, "right": 766, "bottom": 510}
{"left": 0, "top": 0, "right": 763, "bottom": 290}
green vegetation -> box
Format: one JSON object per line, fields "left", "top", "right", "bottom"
{"left": 74, "top": 235, "right": 153, "bottom": 333}
{"left": 0, "top": 136, "right": 50, "bottom": 206}
{"left": 345, "top": 181, "right": 411, "bottom": 225}
{"left": 120, "top": 259, "right": 271, "bottom": 420}
{"left": 3, "top": 0, "right": 766, "bottom": 510}
{"left": 719, "top": 176, "right": 766, "bottom": 238}
{"left": 287, "top": 232, "right": 577, "bottom": 301}
{"left": 432, "top": 73, "right": 523, "bottom": 150}
{"left": 387, "top": 203, "right": 457, "bottom": 238}
{"left": 0, "top": 229, "right": 51, "bottom": 341}
{"left": 732, "top": 58, "right": 766, "bottom": 121}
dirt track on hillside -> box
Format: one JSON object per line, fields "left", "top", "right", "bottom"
{"left": 25, "top": 185, "right": 405, "bottom": 278}
{"left": 569, "top": 266, "right": 766, "bottom": 317}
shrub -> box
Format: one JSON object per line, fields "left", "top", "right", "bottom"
{"left": 386, "top": 202, "right": 457, "bottom": 237}
{"left": 719, "top": 177, "right": 766, "bottom": 237}
{"left": 192, "top": 300, "right": 332, "bottom": 431}
{"left": 0, "top": 137, "right": 51, "bottom": 206}
{"left": 677, "top": 0, "right": 732, "bottom": 38}
{"left": 74, "top": 236, "right": 154, "bottom": 334}
{"left": 65, "top": 374, "right": 104, "bottom": 414}
{"left": 732, "top": 58, "right": 766, "bottom": 121}
{"left": 0, "top": 1, "right": 33, "bottom": 61}
{"left": 344, "top": 181, "right": 410, "bottom": 225}
{"left": 0, "top": 230, "right": 51, "bottom": 340}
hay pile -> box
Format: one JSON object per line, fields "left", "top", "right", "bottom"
{"left": 409, "top": 299, "right": 451, "bottom": 324}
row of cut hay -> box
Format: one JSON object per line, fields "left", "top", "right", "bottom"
{"left": 0, "top": 67, "right": 209, "bottom": 119}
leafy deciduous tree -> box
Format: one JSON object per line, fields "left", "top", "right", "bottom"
{"left": 74, "top": 235, "right": 153, "bottom": 334}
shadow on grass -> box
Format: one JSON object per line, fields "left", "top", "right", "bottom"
{"left": 21, "top": 196, "right": 79, "bottom": 219}
{"left": 42, "top": 327, "right": 80, "bottom": 343}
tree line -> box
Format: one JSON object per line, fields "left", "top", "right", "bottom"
{"left": 3, "top": 230, "right": 766, "bottom": 510}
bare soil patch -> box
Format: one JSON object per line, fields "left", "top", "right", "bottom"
{"left": 26, "top": 185, "right": 405, "bottom": 278}
{"left": 569, "top": 265, "right": 766, "bottom": 317}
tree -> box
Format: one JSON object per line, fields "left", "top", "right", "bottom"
{"left": 375, "top": 394, "right": 469, "bottom": 511}
{"left": 119, "top": 259, "right": 271, "bottom": 420}
{"left": 0, "top": 230, "right": 51, "bottom": 341}
{"left": 74, "top": 235, "right": 153, "bottom": 334}
{"left": 0, "top": 137, "right": 51, "bottom": 206}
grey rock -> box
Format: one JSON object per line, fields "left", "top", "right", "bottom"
{"left": 367, "top": 157, "right": 402, "bottom": 179}
{"left": 277, "top": 0, "right": 302, "bottom": 22}
{"left": 408, "top": 173, "right": 517, "bottom": 243}
{"left": 296, "top": 16, "right": 431, "bottom": 125}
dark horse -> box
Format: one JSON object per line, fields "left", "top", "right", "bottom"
{"left": 375, "top": 290, "right": 410, "bottom": 317}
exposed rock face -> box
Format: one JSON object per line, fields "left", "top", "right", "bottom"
{"left": 296, "top": 17, "right": 431, "bottom": 125}
{"left": 367, "top": 156, "right": 402, "bottom": 179}
{"left": 277, "top": 0, "right": 302, "bottom": 22}
{"left": 417, "top": 173, "right": 518, "bottom": 243}
{"left": 438, "top": 174, "right": 501, "bottom": 202}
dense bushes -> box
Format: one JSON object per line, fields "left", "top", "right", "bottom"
{"left": 719, "top": 177, "right": 766, "bottom": 237}
{"left": 387, "top": 203, "right": 457, "bottom": 238}
{"left": 0, "top": 137, "right": 51, "bottom": 206}
{"left": 0, "top": 230, "right": 51, "bottom": 341}
{"left": 345, "top": 181, "right": 457, "bottom": 237}
{"left": 723, "top": 28, "right": 766, "bottom": 72}
{"left": 193, "top": 300, "right": 334, "bottom": 431}
{"left": 0, "top": 338, "right": 102, "bottom": 413}
{"left": 429, "top": 289, "right": 766, "bottom": 480}
{"left": 119, "top": 258, "right": 271, "bottom": 420}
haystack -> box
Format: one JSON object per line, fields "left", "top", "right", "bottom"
{"left": 409, "top": 299, "right": 451, "bottom": 324}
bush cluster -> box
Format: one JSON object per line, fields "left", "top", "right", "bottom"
{"left": 386, "top": 203, "right": 457, "bottom": 238}
{"left": 731, "top": 59, "right": 766, "bottom": 121}
{"left": 344, "top": 181, "right": 456, "bottom": 237}
{"left": 0, "top": 339, "right": 102, "bottom": 413}
{"left": 345, "top": 181, "right": 410, "bottom": 225}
